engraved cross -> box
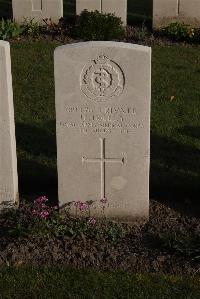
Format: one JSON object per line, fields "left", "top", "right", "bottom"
{"left": 82, "top": 138, "right": 124, "bottom": 198}
{"left": 177, "top": 0, "right": 180, "bottom": 15}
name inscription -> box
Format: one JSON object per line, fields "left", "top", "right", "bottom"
{"left": 59, "top": 106, "right": 144, "bottom": 135}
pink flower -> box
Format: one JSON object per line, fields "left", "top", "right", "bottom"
{"left": 53, "top": 205, "right": 59, "bottom": 210}
{"left": 100, "top": 197, "right": 108, "bottom": 204}
{"left": 39, "top": 210, "right": 49, "bottom": 219}
{"left": 74, "top": 201, "right": 88, "bottom": 211}
{"left": 41, "top": 203, "right": 48, "bottom": 209}
{"left": 34, "top": 196, "right": 48, "bottom": 204}
{"left": 88, "top": 217, "right": 96, "bottom": 225}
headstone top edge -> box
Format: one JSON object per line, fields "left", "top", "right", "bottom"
{"left": 0, "top": 40, "right": 10, "bottom": 48}
{"left": 54, "top": 42, "right": 151, "bottom": 55}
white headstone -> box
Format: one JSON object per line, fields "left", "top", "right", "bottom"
{"left": 12, "top": 0, "right": 63, "bottom": 23}
{"left": 0, "top": 41, "right": 18, "bottom": 210}
{"left": 153, "top": 0, "right": 200, "bottom": 28}
{"left": 76, "top": 0, "right": 127, "bottom": 25}
{"left": 180, "top": 0, "right": 200, "bottom": 26}
{"left": 55, "top": 42, "right": 151, "bottom": 222}
{"left": 153, "top": 0, "right": 179, "bottom": 28}
{"left": 102, "top": 0, "right": 127, "bottom": 25}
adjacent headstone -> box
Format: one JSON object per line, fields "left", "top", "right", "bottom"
{"left": 153, "top": 0, "right": 200, "bottom": 28}
{"left": 55, "top": 42, "right": 151, "bottom": 221}
{"left": 102, "top": 0, "right": 127, "bottom": 25}
{"left": 0, "top": 41, "right": 18, "bottom": 210}
{"left": 179, "top": 0, "right": 200, "bottom": 27}
{"left": 12, "top": 0, "right": 63, "bottom": 23}
{"left": 76, "top": 0, "right": 127, "bottom": 25}
{"left": 153, "top": 0, "right": 179, "bottom": 28}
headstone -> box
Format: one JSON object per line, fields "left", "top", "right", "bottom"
{"left": 153, "top": 0, "right": 179, "bottom": 28}
{"left": 12, "top": 0, "right": 63, "bottom": 23}
{"left": 76, "top": 0, "right": 127, "bottom": 25}
{"left": 179, "top": 0, "right": 200, "bottom": 27}
{"left": 55, "top": 42, "right": 151, "bottom": 221}
{"left": 102, "top": 0, "right": 127, "bottom": 25}
{"left": 153, "top": 0, "right": 200, "bottom": 28}
{"left": 0, "top": 41, "right": 18, "bottom": 210}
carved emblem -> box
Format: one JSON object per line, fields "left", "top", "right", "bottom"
{"left": 81, "top": 55, "right": 125, "bottom": 102}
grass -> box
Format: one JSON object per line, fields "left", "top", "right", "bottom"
{"left": 10, "top": 42, "right": 200, "bottom": 215}
{"left": 151, "top": 46, "right": 200, "bottom": 211}
{"left": 0, "top": 0, "right": 152, "bottom": 24}
{"left": 0, "top": 266, "right": 199, "bottom": 298}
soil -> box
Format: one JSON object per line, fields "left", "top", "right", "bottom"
{"left": 0, "top": 200, "right": 199, "bottom": 274}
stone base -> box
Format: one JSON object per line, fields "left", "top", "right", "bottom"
{"left": 0, "top": 201, "right": 18, "bottom": 212}
{"left": 154, "top": 16, "right": 200, "bottom": 28}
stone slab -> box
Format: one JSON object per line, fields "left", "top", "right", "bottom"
{"left": 12, "top": 0, "right": 63, "bottom": 23}
{"left": 0, "top": 41, "right": 18, "bottom": 211}
{"left": 102, "top": 0, "right": 127, "bottom": 25}
{"left": 55, "top": 42, "right": 151, "bottom": 221}
{"left": 153, "top": 0, "right": 200, "bottom": 28}
{"left": 76, "top": 0, "right": 127, "bottom": 25}
{"left": 179, "top": 0, "right": 200, "bottom": 26}
{"left": 153, "top": 0, "right": 179, "bottom": 28}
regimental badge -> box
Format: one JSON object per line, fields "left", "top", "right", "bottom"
{"left": 81, "top": 55, "right": 125, "bottom": 102}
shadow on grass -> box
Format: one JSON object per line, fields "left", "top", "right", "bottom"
{"left": 179, "top": 126, "right": 200, "bottom": 140}
{"left": 128, "top": 0, "right": 153, "bottom": 27}
{"left": 16, "top": 122, "right": 58, "bottom": 201}
{"left": 150, "top": 133, "right": 200, "bottom": 217}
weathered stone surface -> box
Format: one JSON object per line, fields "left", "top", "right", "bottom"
{"left": 76, "top": 0, "right": 127, "bottom": 25}
{"left": 55, "top": 42, "right": 151, "bottom": 221}
{"left": 12, "top": 0, "right": 63, "bottom": 23}
{"left": 180, "top": 0, "right": 200, "bottom": 26}
{"left": 0, "top": 41, "right": 18, "bottom": 210}
{"left": 153, "top": 0, "right": 179, "bottom": 28}
{"left": 102, "top": 0, "right": 127, "bottom": 25}
{"left": 153, "top": 0, "right": 200, "bottom": 28}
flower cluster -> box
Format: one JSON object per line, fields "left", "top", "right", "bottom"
{"left": 74, "top": 201, "right": 89, "bottom": 211}
{"left": 32, "top": 196, "right": 58, "bottom": 219}
{"left": 73, "top": 197, "right": 109, "bottom": 225}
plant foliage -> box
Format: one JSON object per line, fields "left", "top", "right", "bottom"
{"left": 159, "top": 22, "right": 195, "bottom": 42}
{"left": 0, "top": 19, "right": 23, "bottom": 39}
{"left": 74, "top": 10, "right": 125, "bottom": 41}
